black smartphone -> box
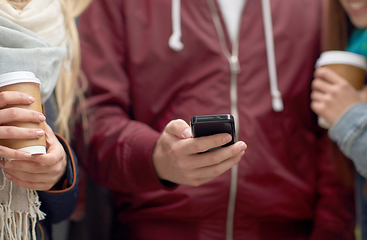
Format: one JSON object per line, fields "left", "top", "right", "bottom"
{"left": 190, "top": 114, "right": 236, "bottom": 152}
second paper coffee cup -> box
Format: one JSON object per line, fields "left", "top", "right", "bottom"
{"left": 315, "top": 51, "right": 367, "bottom": 128}
{"left": 0, "top": 71, "right": 46, "bottom": 156}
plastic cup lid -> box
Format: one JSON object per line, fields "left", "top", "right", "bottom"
{"left": 6, "top": 145, "right": 46, "bottom": 160}
{"left": 18, "top": 145, "right": 46, "bottom": 155}
{"left": 315, "top": 50, "right": 367, "bottom": 71}
{"left": 0, "top": 71, "right": 41, "bottom": 88}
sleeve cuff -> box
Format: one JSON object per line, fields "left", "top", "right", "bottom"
{"left": 328, "top": 103, "right": 367, "bottom": 155}
{"left": 125, "top": 132, "right": 178, "bottom": 192}
{"left": 47, "top": 133, "right": 77, "bottom": 193}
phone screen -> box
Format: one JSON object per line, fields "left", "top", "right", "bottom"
{"left": 190, "top": 114, "right": 235, "bottom": 151}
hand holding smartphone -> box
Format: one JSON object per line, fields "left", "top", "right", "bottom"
{"left": 153, "top": 116, "right": 244, "bottom": 186}
{"left": 190, "top": 114, "right": 236, "bottom": 152}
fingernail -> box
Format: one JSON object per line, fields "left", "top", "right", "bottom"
{"left": 36, "top": 130, "right": 45, "bottom": 137}
{"left": 23, "top": 152, "right": 32, "bottom": 158}
{"left": 39, "top": 114, "right": 46, "bottom": 122}
{"left": 182, "top": 128, "right": 192, "bottom": 138}
{"left": 29, "top": 96, "right": 35, "bottom": 102}
{"left": 223, "top": 135, "right": 232, "bottom": 143}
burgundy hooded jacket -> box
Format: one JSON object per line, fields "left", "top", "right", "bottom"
{"left": 76, "top": 0, "right": 355, "bottom": 239}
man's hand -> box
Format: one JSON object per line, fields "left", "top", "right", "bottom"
{"left": 153, "top": 119, "right": 247, "bottom": 186}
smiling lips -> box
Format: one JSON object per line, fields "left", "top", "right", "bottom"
{"left": 349, "top": 2, "right": 367, "bottom": 10}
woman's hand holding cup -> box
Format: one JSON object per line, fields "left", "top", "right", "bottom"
{"left": 312, "top": 51, "right": 367, "bottom": 128}
{"left": 0, "top": 90, "right": 46, "bottom": 160}
{"left": 311, "top": 67, "right": 363, "bottom": 126}
{"left": 0, "top": 122, "right": 67, "bottom": 191}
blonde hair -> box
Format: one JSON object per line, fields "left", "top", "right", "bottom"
{"left": 56, "top": 0, "right": 90, "bottom": 142}
{"left": 5, "top": 0, "right": 91, "bottom": 141}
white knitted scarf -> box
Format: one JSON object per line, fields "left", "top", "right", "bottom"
{"left": 0, "top": 0, "right": 65, "bottom": 46}
{"left": 0, "top": 0, "right": 66, "bottom": 239}
{"left": 0, "top": 0, "right": 67, "bottom": 102}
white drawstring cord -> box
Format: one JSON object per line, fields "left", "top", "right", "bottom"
{"left": 169, "top": 0, "right": 283, "bottom": 111}
{"left": 261, "top": 0, "right": 284, "bottom": 112}
{"left": 169, "top": 0, "right": 184, "bottom": 51}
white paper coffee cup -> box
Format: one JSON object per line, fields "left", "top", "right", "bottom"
{"left": 0, "top": 71, "right": 46, "bottom": 156}
{"left": 315, "top": 51, "right": 367, "bottom": 129}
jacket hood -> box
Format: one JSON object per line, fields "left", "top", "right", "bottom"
{"left": 168, "top": 0, "right": 284, "bottom": 112}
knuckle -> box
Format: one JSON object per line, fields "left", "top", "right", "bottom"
{"left": 0, "top": 92, "right": 6, "bottom": 103}
{"left": 21, "top": 93, "right": 29, "bottom": 101}
{"left": 13, "top": 151, "right": 24, "bottom": 160}
{"left": 194, "top": 142, "right": 206, "bottom": 153}
{"left": 49, "top": 158, "right": 58, "bottom": 166}
{"left": 323, "top": 70, "right": 331, "bottom": 78}
{"left": 47, "top": 155, "right": 61, "bottom": 166}
{"left": 7, "top": 108, "right": 18, "bottom": 119}
{"left": 32, "top": 111, "right": 39, "bottom": 120}
{"left": 5, "top": 127, "right": 14, "bottom": 137}
{"left": 329, "top": 88, "right": 337, "bottom": 96}
{"left": 55, "top": 163, "right": 65, "bottom": 174}
{"left": 323, "top": 68, "right": 333, "bottom": 76}
{"left": 0, "top": 147, "right": 7, "bottom": 156}
{"left": 54, "top": 161, "right": 62, "bottom": 171}
{"left": 326, "top": 95, "right": 333, "bottom": 104}
{"left": 52, "top": 156, "right": 60, "bottom": 166}
{"left": 28, "top": 129, "right": 36, "bottom": 138}
{"left": 208, "top": 155, "right": 219, "bottom": 165}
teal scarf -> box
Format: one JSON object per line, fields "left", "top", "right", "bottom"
{"left": 347, "top": 28, "right": 367, "bottom": 58}
{"left": 347, "top": 28, "right": 367, "bottom": 84}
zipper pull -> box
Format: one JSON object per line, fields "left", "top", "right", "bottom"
{"left": 229, "top": 55, "right": 241, "bottom": 74}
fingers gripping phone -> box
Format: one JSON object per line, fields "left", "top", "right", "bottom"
{"left": 190, "top": 114, "right": 236, "bottom": 152}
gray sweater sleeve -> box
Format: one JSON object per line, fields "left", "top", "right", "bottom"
{"left": 328, "top": 103, "right": 367, "bottom": 178}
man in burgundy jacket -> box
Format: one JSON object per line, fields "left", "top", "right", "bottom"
{"left": 74, "top": 0, "right": 356, "bottom": 239}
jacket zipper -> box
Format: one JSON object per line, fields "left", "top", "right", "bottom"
{"left": 206, "top": 1, "right": 245, "bottom": 239}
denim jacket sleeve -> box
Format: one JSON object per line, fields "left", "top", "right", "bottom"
{"left": 328, "top": 102, "right": 367, "bottom": 178}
